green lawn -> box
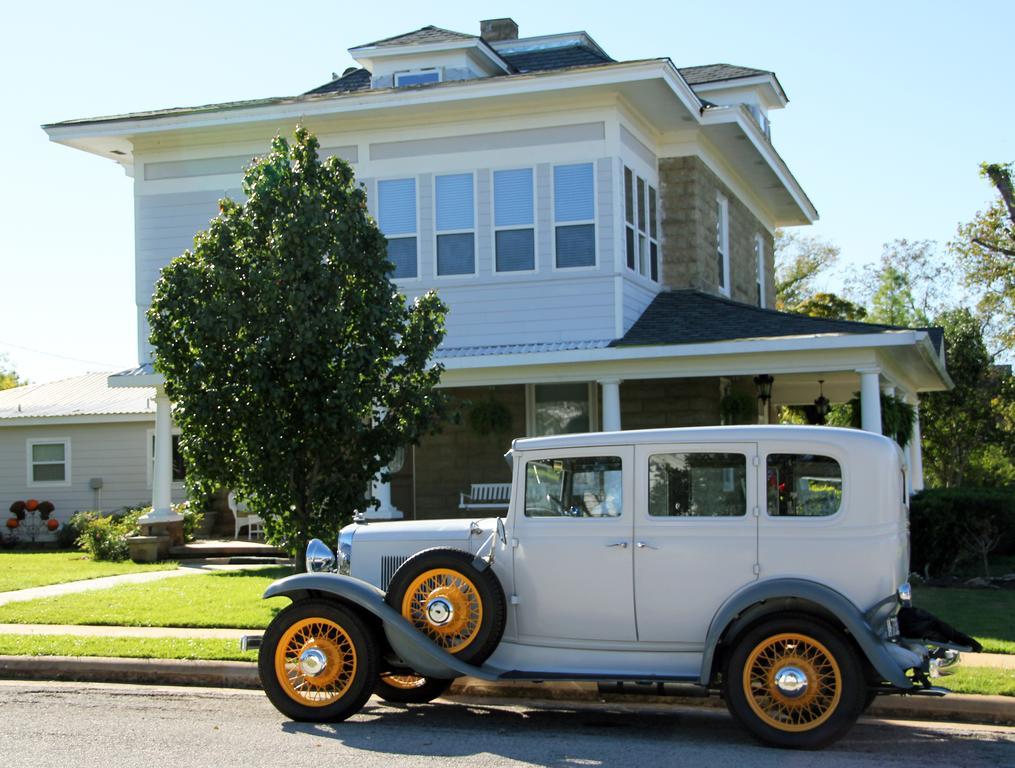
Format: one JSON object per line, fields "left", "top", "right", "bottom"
{"left": 0, "top": 567, "right": 293, "bottom": 628}
{"left": 0, "top": 633, "right": 256, "bottom": 662}
{"left": 913, "top": 587, "right": 1015, "bottom": 655}
{"left": 0, "top": 552, "right": 178, "bottom": 592}
{"left": 940, "top": 666, "right": 1015, "bottom": 697}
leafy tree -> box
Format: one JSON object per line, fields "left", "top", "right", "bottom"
{"left": 149, "top": 127, "right": 448, "bottom": 566}
{"left": 953, "top": 162, "right": 1015, "bottom": 352}
{"left": 847, "top": 239, "right": 950, "bottom": 327}
{"left": 792, "top": 292, "right": 868, "bottom": 321}
{"left": 0, "top": 354, "right": 24, "bottom": 391}
{"left": 920, "top": 308, "right": 1012, "bottom": 487}
{"left": 774, "top": 230, "right": 840, "bottom": 310}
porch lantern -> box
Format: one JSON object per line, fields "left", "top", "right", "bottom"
{"left": 814, "top": 380, "right": 830, "bottom": 424}
{"left": 753, "top": 374, "right": 774, "bottom": 405}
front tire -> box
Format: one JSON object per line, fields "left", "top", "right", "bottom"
{"left": 374, "top": 673, "right": 453, "bottom": 704}
{"left": 724, "top": 616, "right": 865, "bottom": 749}
{"left": 258, "top": 599, "right": 378, "bottom": 722}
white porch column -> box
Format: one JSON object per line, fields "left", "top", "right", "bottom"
{"left": 140, "top": 385, "right": 182, "bottom": 524}
{"left": 600, "top": 379, "right": 622, "bottom": 432}
{"left": 909, "top": 398, "right": 925, "bottom": 492}
{"left": 859, "top": 368, "right": 883, "bottom": 434}
{"left": 368, "top": 408, "right": 404, "bottom": 520}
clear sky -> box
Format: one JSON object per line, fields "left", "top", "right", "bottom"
{"left": 1, "top": 0, "right": 1011, "bottom": 383}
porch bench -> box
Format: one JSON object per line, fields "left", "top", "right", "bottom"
{"left": 459, "top": 482, "right": 512, "bottom": 512}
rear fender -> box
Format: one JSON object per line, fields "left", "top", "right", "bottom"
{"left": 263, "top": 573, "right": 499, "bottom": 681}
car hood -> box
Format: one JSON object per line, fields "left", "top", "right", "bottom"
{"left": 346, "top": 517, "right": 497, "bottom": 542}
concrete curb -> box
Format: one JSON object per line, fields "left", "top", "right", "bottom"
{"left": 1, "top": 656, "right": 1012, "bottom": 727}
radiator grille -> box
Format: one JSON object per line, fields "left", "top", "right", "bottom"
{"left": 380, "top": 555, "right": 409, "bottom": 590}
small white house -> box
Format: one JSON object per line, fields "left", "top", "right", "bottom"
{"left": 0, "top": 373, "right": 187, "bottom": 539}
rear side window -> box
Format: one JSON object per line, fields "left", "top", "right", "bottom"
{"left": 524, "top": 456, "right": 622, "bottom": 518}
{"left": 767, "top": 454, "right": 842, "bottom": 517}
{"left": 648, "top": 452, "right": 747, "bottom": 517}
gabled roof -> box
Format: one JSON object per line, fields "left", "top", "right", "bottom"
{"left": 678, "top": 63, "right": 772, "bottom": 85}
{"left": 353, "top": 25, "right": 477, "bottom": 49}
{"left": 614, "top": 290, "right": 945, "bottom": 354}
{"left": 0, "top": 372, "right": 155, "bottom": 422}
{"left": 304, "top": 67, "right": 371, "bottom": 96}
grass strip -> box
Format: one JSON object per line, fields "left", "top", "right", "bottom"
{"left": 0, "top": 567, "right": 293, "bottom": 628}
{"left": 0, "top": 633, "right": 256, "bottom": 662}
{"left": 913, "top": 587, "right": 1015, "bottom": 655}
{"left": 0, "top": 552, "right": 178, "bottom": 592}
{"left": 938, "top": 666, "right": 1015, "bottom": 697}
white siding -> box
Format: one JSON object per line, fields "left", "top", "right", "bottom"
{"left": 0, "top": 422, "right": 186, "bottom": 541}
{"left": 622, "top": 277, "right": 659, "bottom": 333}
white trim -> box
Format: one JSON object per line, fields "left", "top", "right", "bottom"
{"left": 689, "top": 74, "right": 789, "bottom": 108}
{"left": 0, "top": 413, "right": 154, "bottom": 427}
{"left": 550, "top": 161, "right": 598, "bottom": 272}
{"left": 491, "top": 165, "right": 538, "bottom": 275}
{"left": 349, "top": 39, "right": 511, "bottom": 75}
{"left": 26, "top": 437, "right": 71, "bottom": 487}
{"left": 433, "top": 170, "right": 478, "bottom": 278}
{"left": 146, "top": 427, "right": 185, "bottom": 489}
{"left": 754, "top": 233, "right": 766, "bottom": 308}
{"left": 716, "top": 193, "right": 730, "bottom": 297}
{"left": 394, "top": 68, "right": 442, "bottom": 88}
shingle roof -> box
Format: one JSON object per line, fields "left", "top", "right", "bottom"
{"left": 678, "top": 64, "right": 771, "bottom": 85}
{"left": 500, "top": 44, "right": 613, "bottom": 73}
{"left": 354, "top": 25, "right": 476, "bottom": 49}
{"left": 613, "top": 290, "right": 945, "bottom": 353}
{"left": 0, "top": 373, "right": 155, "bottom": 422}
{"left": 304, "top": 68, "right": 371, "bottom": 96}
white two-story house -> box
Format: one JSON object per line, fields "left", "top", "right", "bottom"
{"left": 43, "top": 18, "right": 950, "bottom": 526}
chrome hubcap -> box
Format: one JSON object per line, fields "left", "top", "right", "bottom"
{"left": 425, "top": 597, "right": 453, "bottom": 626}
{"left": 299, "top": 647, "right": 328, "bottom": 677}
{"left": 773, "top": 665, "right": 809, "bottom": 698}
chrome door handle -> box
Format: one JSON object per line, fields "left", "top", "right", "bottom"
{"left": 636, "top": 541, "right": 658, "bottom": 549}
{"left": 605, "top": 542, "right": 628, "bottom": 549}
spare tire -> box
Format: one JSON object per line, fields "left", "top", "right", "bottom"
{"left": 385, "top": 547, "right": 506, "bottom": 666}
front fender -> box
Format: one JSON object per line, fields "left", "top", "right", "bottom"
{"left": 700, "top": 578, "right": 917, "bottom": 689}
{"left": 263, "top": 573, "right": 499, "bottom": 681}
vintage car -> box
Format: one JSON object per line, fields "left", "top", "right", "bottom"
{"left": 247, "top": 425, "right": 969, "bottom": 749}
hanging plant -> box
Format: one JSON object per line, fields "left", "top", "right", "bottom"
{"left": 835, "top": 392, "right": 917, "bottom": 446}
{"left": 467, "top": 396, "right": 513, "bottom": 437}
{"left": 720, "top": 390, "right": 756, "bottom": 425}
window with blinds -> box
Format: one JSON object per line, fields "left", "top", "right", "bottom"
{"left": 624, "top": 166, "right": 659, "bottom": 282}
{"left": 493, "top": 168, "right": 535, "bottom": 272}
{"left": 378, "top": 178, "right": 417, "bottom": 279}
{"left": 553, "top": 163, "right": 595, "bottom": 268}
{"left": 436, "top": 173, "right": 475, "bottom": 276}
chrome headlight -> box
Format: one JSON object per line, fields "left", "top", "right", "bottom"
{"left": 338, "top": 526, "right": 354, "bottom": 576}
{"left": 306, "top": 539, "right": 336, "bottom": 573}
{"left": 898, "top": 582, "right": 912, "bottom": 607}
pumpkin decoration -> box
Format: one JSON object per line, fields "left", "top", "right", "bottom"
{"left": 38, "top": 501, "right": 55, "bottom": 520}
{"left": 5, "top": 518, "right": 18, "bottom": 529}
{"left": 46, "top": 519, "right": 59, "bottom": 531}
{"left": 25, "top": 499, "right": 39, "bottom": 512}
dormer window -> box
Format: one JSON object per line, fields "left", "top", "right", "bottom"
{"left": 395, "top": 68, "right": 441, "bottom": 87}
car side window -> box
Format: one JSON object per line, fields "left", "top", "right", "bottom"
{"left": 648, "top": 452, "right": 747, "bottom": 517}
{"left": 524, "top": 456, "right": 623, "bottom": 517}
{"left": 767, "top": 453, "right": 842, "bottom": 517}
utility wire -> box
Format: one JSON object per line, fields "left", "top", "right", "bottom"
{"left": 0, "top": 339, "right": 124, "bottom": 369}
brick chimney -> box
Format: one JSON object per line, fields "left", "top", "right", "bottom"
{"left": 480, "top": 18, "right": 519, "bottom": 42}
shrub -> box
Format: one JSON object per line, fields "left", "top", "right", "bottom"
{"left": 177, "top": 501, "right": 204, "bottom": 543}
{"left": 909, "top": 488, "right": 1015, "bottom": 578}
{"left": 70, "top": 507, "right": 146, "bottom": 562}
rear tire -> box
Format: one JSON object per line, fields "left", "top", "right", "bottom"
{"left": 258, "top": 599, "right": 378, "bottom": 722}
{"left": 724, "top": 616, "right": 865, "bottom": 749}
{"left": 385, "top": 548, "right": 506, "bottom": 666}
{"left": 374, "top": 673, "right": 454, "bottom": 704}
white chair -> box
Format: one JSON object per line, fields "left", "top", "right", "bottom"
{"left": 229, "top": 491, "right": 264, "bottom": 540}
{"left": 459, "top": 482, "right": 512, "bottom": 512}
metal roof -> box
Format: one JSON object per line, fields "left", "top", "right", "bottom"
{"left": 0, "top": 373, "right": 155, "bottom": 422}
{"left": 435, "top": 339, "right": 612, "bottom": 359}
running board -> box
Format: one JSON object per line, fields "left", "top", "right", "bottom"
{"left": 240, "top": 635, "right": 263, "bottom": 652}
{"left": 906, "top": 686, "right": 950, "bottom": 697}
{"left": 598, "top": 681, "right": 711, "bottom": 698}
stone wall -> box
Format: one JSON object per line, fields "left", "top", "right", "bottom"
{"left": 619, "top": 377, "right": 721, "bottom": 430}
{"left": 658, "top": 156, "right": 776, "bottom": 307}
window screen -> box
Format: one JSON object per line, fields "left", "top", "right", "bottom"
{"left": 648, "top": 452, "right": 747, "bottom": 517}
{"left": 532, "top": 383, "right": 591, "bottom": 436}
{"left": 767, "top": 454, "right": 842, "bottom": 517}
{"left": 525, "top": 456, "right": 623, "bottom": 518}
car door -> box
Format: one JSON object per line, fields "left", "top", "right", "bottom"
{"left": 510, "top": 445, "right": 636, "bottom": 642}
{"left": 633, "top": 442, "right": 759, "bottom": 643}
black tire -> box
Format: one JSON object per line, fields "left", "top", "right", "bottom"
{"left": 258, "top": 599, "right": 378, "bottom": 722}
{"left": 374, "top": 673, "right": 454, "bottom": 704}
{"left": 723, "top": 616, "right": 865, "bottom": 749}
{"left": 385, "top": 547, "right": 506, "bottom": 666}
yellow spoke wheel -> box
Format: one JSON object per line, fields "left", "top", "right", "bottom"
{"left": 742, "top": 632, "right": 842, "bottom": 733}
{"left": 400, "top": 568, "right": 484, "bottom": 654}
{"left": 380, "top": 674, "right": 428, "bottom": 690}
{"left": 274, "top": 617, "right": 358, "bottom": 707}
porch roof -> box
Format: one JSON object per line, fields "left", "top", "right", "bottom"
{"left": 614, "top": 290, "right": 945, "bottom": 355}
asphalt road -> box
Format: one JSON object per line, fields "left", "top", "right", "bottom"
{"left": 1, "top": 680, "right": 1013, "bottom": 768}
